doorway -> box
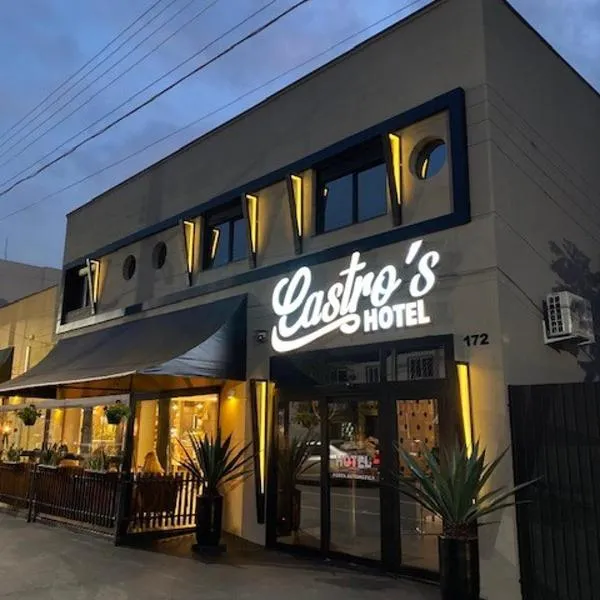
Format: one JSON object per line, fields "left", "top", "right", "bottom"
{"left": 272, "top": 382, "right": 454, "bottom": 577}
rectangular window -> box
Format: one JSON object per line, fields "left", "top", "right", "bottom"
{"left": 316, "top": 139, "right": 387, "bottom": 233}
{"left": 63, "top": 265, "right": 92, "bottom": 313}
{"left": 205, "top": 205, "right": 247, "bottom": 269}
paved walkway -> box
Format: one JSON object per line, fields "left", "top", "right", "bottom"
{"left": 0, "top": 517, "right": 438, "bottom": 599}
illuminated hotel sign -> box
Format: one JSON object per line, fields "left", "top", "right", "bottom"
{"left": 271, "top": 239, "right": 440, "bottom": 352}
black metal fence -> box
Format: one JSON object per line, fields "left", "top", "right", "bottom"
{"left": 124, "top": 472, "right": 200, "bottom": 532}
{"left": 0, "top": 464, "right": 200, "bottom": 538}
{"left": 509, "top": 383, "right": 600, "bottom": 600}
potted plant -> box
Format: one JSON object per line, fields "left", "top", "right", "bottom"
{"left": 16, "top": 404, "right": 41, "bottom": 426}
{"left": 85, "top": 447, "right": 108, "bottom": 473}
{"left": 38, "top": 443, "right": 61, "bottom": 469}
{"left": 396, "top": 441, "right": 537, "bottom": 600}
{"left": 178, "top": 430, "right": 254, "bottom": 549}
{"left": 276, "top": 430, "right": 313, "bottom": 536}
{"left": 104, "top": 401, "right": 130, "bottom": 425}
{"left": 5, "top": 444, "right": 21, "bottom": 464}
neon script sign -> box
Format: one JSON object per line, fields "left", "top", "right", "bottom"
{"left": 271, "top": 239, "right": 440, "bottom": 352}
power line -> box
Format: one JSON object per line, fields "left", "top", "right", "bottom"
{"left": 0, "top": 0, "right": 426, "bottom": 223}
{"left": 0, "top": 0, "right": 225, "bottom": 190}
{"left": 0, "top": 0, "right": 311, "bottom": 199}
{"left": 0, "top": 0, "right": 181, "bottom": 157}
{"left": 0, "top": 0, "right": 165, "bottom": 145}
{"left": 0, "top": 0, "right": 273, "bottom": 192}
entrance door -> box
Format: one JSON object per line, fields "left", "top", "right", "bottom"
{"left": 273, "top": 385, "right": 451, "bottom": 577}
{"left": 325, "top": 397, "right": 381, "bottom": 561}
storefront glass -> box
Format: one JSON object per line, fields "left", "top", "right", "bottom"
{"left": 328, "top": 399, "right": 381, "bottom": 560}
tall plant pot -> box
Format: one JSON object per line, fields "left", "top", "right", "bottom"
{"left": 277, "top": 487, "right": 301, "bottom": 536}
{"left": 195, "top": 494, "right": 223, "bottom": 548}
{"left": 438, "top": 536, "right": 480, "bottom": 600}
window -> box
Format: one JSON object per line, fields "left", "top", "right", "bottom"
{"left": 316, "top": 139, "right": 387, "bottom": 233}
{"left": 413, "top": 139, "right": 447, "bottom": 180}
{"left": 63, "top": 262, "right": 97, "bottom": 312}
{"left": 152, "top": 242, "right": 167, "bottom": 269}
{"left": 122, "top": 255, "right": 136, "bottom": 280}
{"left": 408, "top": 355, "right": 435, "bottom": 380}
{"left": 205, "top": 205, "right": 247, "bottom": 268}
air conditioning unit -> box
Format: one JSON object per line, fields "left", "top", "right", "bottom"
{"left": 543, "top": 291, "right": 595, "bottom": 345}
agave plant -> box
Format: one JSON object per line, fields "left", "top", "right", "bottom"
{"left": 177, "top": 430, "right": 254, "bottom": 497}
{"left": 396, "top": 441, "right": 537, "bottom": 539}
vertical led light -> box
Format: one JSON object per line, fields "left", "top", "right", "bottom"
{"left": 250, "top": 378, "right": 270, "bottom": 523}
{"left": 183, "top": 220, "right": 195, "bottom": 273}
{"left": 257, "top": 380, "right": 267, "bottom": 494}
{"left": 290, "top": 174, "right": 303, "bottom": 237}
{"left": 209, "top": 227, "right": 220, "bottom": 260}
{"left": 457, "top": 362, "right": 473, "bottom": 456}
{"left": 245, "top": 194, "right": 258, "bottom": 254}
{"left": 388, "top": 133, "right": 402, "bottom": 205}
{"left": 90, "top": 260, "right": 100, "bottom": 304}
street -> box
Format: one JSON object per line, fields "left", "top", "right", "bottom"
{"left": 0, "top": 517, "right": 438, "bottom": 600}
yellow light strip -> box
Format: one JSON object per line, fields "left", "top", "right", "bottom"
{"left": 210, "top": 228, "right": 220, "bottom": 260}
{"left": 457, "top": 363, "right": 473, "bottom": 456}
{"left": 290, "top": 174, "right": 303, "bottom": 237}
{"left": 90, "top": 260, "right": 100, "bottom": 303}
{"left": 388, "top": 133, "right": 402, "bottom": 204}
{"left": 257, "top": 380, "right": 267, "bottom": 494}
{"left": 246, "top": 194, "right": 258, "bottom": 253}
{"left": 183, "top": 220, "right": 195, "bottom": 273}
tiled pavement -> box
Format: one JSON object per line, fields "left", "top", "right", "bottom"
{"left": 0, "top": 517, "right": 439, "bottom": 599}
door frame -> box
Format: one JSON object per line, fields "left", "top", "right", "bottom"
{"left": 269, "top": 379, "right": 458, "bottom": 580}
{"left": 266, "top": 335, "right": 462, "bottom": 580}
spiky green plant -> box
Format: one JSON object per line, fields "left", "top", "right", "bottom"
{"left": 277, "top": 430, "right": 314, "bottom": 490}
{"left": 396, "top": 441, "right": 537, "bottom": 539}
{"left": 177, "top": 430, "right": 254, "bottom": 497}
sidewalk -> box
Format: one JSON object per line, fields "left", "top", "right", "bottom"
{"left": 0, "top": 517, "right": 438, "bottom": 599}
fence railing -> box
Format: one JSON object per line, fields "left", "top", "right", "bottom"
{"left": 0, "top": 462, "right": 201, "bottom": 538}
{"left": 125, "top": 472, "right": 201, "bottom": 532}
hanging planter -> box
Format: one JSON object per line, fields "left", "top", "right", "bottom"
{"left": 104, "top": 401, "right": 130, "bottom": 425}
{"left": 16, "top": 404, "right": 41, "bottom": 427}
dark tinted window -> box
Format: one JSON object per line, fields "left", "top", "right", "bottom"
{"left": 357, "top": 163, "right": 387, "bottom": 221}
{"left": 232, "top": 218, "right": 248, "bottom": 262}
{"left": 316, "top": 139, "right": 387, "bottom": 234}
{"left": 322, "top": 174, "right": 353, "bottom": 232}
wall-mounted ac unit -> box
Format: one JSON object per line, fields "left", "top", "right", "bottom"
{"left": 543, "top": 291, "right": 595, "bottom": 345}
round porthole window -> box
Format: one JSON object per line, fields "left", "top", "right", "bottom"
{"left": 152, "top": 242, "right": 167, "bottom": 270}
{"left": 122, "top": 255, "right": 136, "bottom": 280}
{"left": 413, "top": 138, "right": 447, "bottom": 180}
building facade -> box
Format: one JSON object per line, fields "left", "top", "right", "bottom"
{"left": 1, "top": 1, "right": 599, "bottom": 598}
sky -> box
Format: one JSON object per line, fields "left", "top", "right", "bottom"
{"left": 0, "top": 0, "right": 598, "bottom": 268}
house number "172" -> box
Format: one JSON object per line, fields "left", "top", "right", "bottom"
{"left": 464, "top": 333, "right": 489, "bottom": 346}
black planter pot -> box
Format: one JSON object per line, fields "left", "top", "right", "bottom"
{"left": 438, "top": 536, "right": 480, "bottom": 600}
{"left": 277, "top": 487, "right": 301, "bottom": 536}
{"left": 195, "top": 494, "right": 223, "bottom": 547}
{"left": 21, "top": 417, "right": 37, "bottom": 426}
{"left": 105, "top": 414, "right": 122, "bottom": 425}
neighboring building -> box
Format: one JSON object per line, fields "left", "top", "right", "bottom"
{"left": 0, "top": 286, "right": 58, "bottom": 451}
{"left": 0, "top": 1, "right": 598, "bottom": 599}
{"left": 0, "top": 260, "right": 60, "bottom": 306}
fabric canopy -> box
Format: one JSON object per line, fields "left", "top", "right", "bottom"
{"left": 0, "top": 295, "right": 246, "bottom": 398}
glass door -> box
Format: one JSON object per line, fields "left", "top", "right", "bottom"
{"left": 395, "top": 397, "right": 442, "bottom": 571}
{"left": 326, "top": 398, "right": 381, "bottom": 560}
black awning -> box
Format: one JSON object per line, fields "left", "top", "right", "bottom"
{"left": 0, "top": 296, "right": 246, "bottom": 398}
